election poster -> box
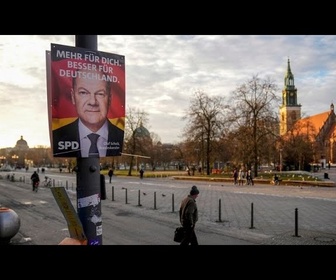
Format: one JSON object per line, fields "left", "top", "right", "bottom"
{"left": 46, "top": 43, "right": 125, "bottom": 158}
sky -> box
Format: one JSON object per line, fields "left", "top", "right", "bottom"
{"left": 1, "top": 35, "right": 336, "bottom": 149}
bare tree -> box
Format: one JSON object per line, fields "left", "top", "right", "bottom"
{"left": 281, "top": 120, "right": 317, "bottom": 171}
{"left": 148, "top": 132, "right": 161, "bottom": 170}
{"left": 124, "top": 106, "right": 150, "bottom": 176}
{"left": 229, "top": 74, "right": 280, "bottom": 177}
{"left": 182, "top": 90, "right": 228, "bottom": 175}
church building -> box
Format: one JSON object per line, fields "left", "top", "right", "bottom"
{"left": 279, "top": 59, "right": 336, "bottom": 167}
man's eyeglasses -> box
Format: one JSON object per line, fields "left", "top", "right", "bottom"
{"left": 76, "top": 88, "right": 108, "bottom": 99}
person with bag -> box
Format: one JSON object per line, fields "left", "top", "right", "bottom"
{"left": 179, "top": 185, "right": 200, "bottom": 246}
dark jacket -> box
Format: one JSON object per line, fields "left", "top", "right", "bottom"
{"left": 179, "top": 195, "right": 198, "bottom": 227}
{"left": 31, "top": 172, "right": 40, "bottom": 183}
{"left": 52, "top": 118, "right": 124, "bottom": 157}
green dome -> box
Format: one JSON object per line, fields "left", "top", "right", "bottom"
{"left": 134, "top": 124, "right": 150, "bottom": 138}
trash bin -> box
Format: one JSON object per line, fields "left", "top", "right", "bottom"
{"left": 324, "top": 173, "right": 329, "bottom": 179}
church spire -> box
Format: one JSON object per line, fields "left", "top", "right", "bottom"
{"left": 284, "top": 58, "right": 295, "bottom": 88}
{"left": 280, "top": 58, "right": 301, "bottom": 136}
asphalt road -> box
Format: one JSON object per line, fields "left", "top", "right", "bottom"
{"left": 0, "top": 171, "right": 255, "bottom": 245}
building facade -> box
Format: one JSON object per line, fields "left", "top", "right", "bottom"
{"left": 280, "top": 59, "right": 336, "bottom": 166}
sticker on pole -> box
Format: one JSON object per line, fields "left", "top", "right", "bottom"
{"left": 51, "top": 186, "right": 86, "bottom": 242}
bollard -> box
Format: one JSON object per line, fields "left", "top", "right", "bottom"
{"left": 137, "top": 189, "right": 142, "bottom": 206}
{"left": 216, "top": 198, "right": 222, "bottom": 222}
{"left": 100, "top": 174, "right": 106, "bottom": 200}
{"left": 293, "top": 208, "right": 301, "bottom": 237}
{"left": 249, "top": 202, "right": 255, "bottom": 229}
{"left": 111, "top": 186, "right": 114, "bottom": 201}
{"left": 125, "top": 188, "right": 128, "bottom": 204}
{"left": 154, "top": 191, "right": 157, "bottom": 210}
{"left": 0, "top": 207, "right": 20, "bottom": 245}
{"left": 172, "top": 193, "right": 175, "bottom": 213}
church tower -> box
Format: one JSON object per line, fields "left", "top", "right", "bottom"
{"left": 279, "top": 58, "right": 301, "bottom": 135}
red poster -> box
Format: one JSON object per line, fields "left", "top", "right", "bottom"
{"left": 47, "top": 43, "right": 125, "bottom": 158}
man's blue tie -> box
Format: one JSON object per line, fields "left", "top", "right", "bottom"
{"left": 88, "top": 133, "right": 100, "bottom": 157}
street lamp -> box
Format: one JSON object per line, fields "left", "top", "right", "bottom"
{"left": 12, "top": 154, "right": 18, "bottom": 162}
{"left": 0, "top": 156, "right": 6, "bottom": 167}
{"left": 194, "top": 148, "right": 200, "bottom": 167}
{"left": 279, "top": 149, "right": 283, "bottom": 172}
{"left": 11, "top": 154, "right": 18, "bottom": 169}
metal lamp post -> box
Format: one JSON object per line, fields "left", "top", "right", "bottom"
{"left": 279, "top": 148, "right": 283, "bottom": 172}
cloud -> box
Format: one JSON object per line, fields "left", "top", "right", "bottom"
{"left": 1, "top": 35, "right": 335, "bottom": 148}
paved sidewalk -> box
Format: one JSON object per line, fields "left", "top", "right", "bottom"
{"left": 260, "top": 167, "right": 336, "bottom": 245}
{"left": 2, "top": 169, "right": 336, "bottom": 245}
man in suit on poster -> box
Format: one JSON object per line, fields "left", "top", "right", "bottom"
{"left": 52, "top": 68, "right": 124, "bottom": 158}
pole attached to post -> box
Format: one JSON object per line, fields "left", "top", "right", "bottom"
{"left": 75, "top": 35, "right": 102, "bottom": 245}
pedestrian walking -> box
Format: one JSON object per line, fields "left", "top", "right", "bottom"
{"left": 139, "top": 168, "right": 144, "bottom": 179}
{"left": 179, "top": 185, "right": 199, "bottom": 246}
{"left": 108, "top": 168, "right": 114, "bottom": 183}
{"left": 246, "top": 170, "right": 254, "bottom": 185}
{"left": 233, "top": 169, "right": 238, "bottom": 185}
{"left": 238, "top": 169, "right": 245, "bottom": 185}
{"left": 30, "top": 171, "right": 40, "bottom": 192}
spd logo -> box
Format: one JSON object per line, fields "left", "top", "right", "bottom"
{"left": 58, "top": 141, "right": 79, "bottom": 150}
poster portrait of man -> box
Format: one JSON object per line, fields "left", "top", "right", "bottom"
{"left": 48, "top": 43, "right": 125, "bottom": 158}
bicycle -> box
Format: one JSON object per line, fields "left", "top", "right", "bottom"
{"left": 43, "top": 176, "right": 52, "bottom": 187}
{"left": 272, "top": 175, "right": 281, "bottom": 185}
{"left": 32, "top": 180, "right": 39, "bottom": 192}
